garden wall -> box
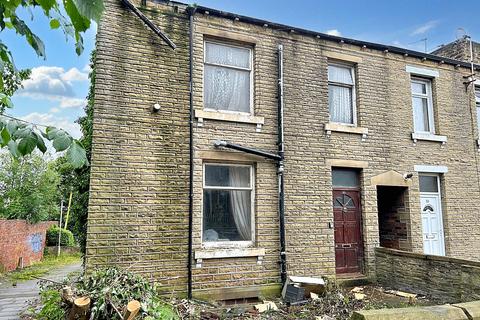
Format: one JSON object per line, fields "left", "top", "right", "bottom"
{"left": 376, "top": 247, "right": 480, "bottom": 303}
{"left": 0, "top": 219, "right": 56, "bottom": 272}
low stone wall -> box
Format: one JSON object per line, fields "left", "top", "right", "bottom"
{"left": 0, "top": 219, "right": 56, "bottom": 272}
{"left": 375, "top": 247, "right": 480, "bottom": 303}
{"left": 44, "top": 246, "right": 80, "bottom": 256}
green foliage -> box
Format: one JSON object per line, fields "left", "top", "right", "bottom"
{"left": 0, "top": 153, "right": 60, "bottom": 223}
{"left": 76, "top": 267, "right": 178, "bottom": 320}
{"left": 0, "top": 0, "right": 103, "bottom": 167}
{"left": 46, "top": 225, "right": 76, "bottom": 247}
{"left": 37, "top": 289, "right": 64, "bottom": 320}
{"left": 0, "top": 116, "right": 89, "bottom": 168}
{"left": 0, "top": 63, "right": 30, "bottom": 113}
{"left": 55, "top": 50, "right": 95, "bottom": 252}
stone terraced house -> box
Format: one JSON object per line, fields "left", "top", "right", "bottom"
{"left": 86, "top": 0, "right": 480, "bottom": 300}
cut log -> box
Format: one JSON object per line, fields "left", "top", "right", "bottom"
{"left": 68, "top": 296, "right": 90, "bottom": 320}
{"left": 61, "top": 286, "right": 74, "bottom": 305}
{"left": 123, "top": 300, "right": 141, "bottom": 320}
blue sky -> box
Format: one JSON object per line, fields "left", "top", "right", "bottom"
{"left": 4, "top": 0, "right": 479, "bottom": 139}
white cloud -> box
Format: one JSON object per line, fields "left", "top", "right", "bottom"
{"left": 325, "top": 29, "right": 342, "bottom": 37}
{"left": 62, "top": 67, "right": 89, "bottom": 82}
{"left": 411, "top": 20, "right": 439, "bottom": 36}
{"left": 50, "top": 107, "right": 60, "bottom": 113}
{"left": 82, "top": 63, "right": 92, "bottom": 73}
{"left": 21, "top": 112, "right": 82, "bottom": 139}
{"left": 17, "top": 66, "right": 89, "bottom": 109}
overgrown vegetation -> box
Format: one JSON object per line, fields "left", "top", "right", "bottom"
{"left": 1, "top": 252, "right": 80, "bottom": 282}
{"left": 34, "top": 267, "right": 178, "bottom": 320}
{"left": 46, "top": 225, "right": 76, "bottom": 247}
{"left": 54, "top": 50, "right": 95, "bottom": 252}
{"left": 0, "top": 153, "right": 60, "bottom": 223}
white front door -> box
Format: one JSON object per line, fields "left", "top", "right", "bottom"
{"left": 419, "top": 174, "right": 445, "bottom": 256}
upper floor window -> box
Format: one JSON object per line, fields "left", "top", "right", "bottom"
{"left": 328, "top": 63, "right": 356, "bottom": 125}
{"left": 411, "top": 77, "right": 435, "bottom": 134}
{"left": 203, "top": 164, "right": 254, "bottom": 247}
{"left": 204, "top": 41, "right": 252, "bottom": 114}
{"left": 475, "top": 86, "right": 480, "bottom": 133}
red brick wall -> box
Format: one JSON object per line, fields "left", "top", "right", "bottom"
{"left": 0, "top": 219, "right": 56, "bottom": 272}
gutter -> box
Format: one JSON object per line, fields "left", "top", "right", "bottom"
{"left": 187, "top": 5, "right": 196, "bottom": 300}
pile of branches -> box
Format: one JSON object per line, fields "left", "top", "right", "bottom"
{"left": 39, "top": 267, "right": 178, "bottom": 320}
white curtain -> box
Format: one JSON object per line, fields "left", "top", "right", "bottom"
{"left": 329, "top": 85, "right": 353, "bottom": 124}
{"left": 328, "top": 65, "right": 354, "bottom": 124}
{"left": 205, "top": 66, "right": 250, "bottom": 112}
{"left": 229, "top": 168, "right": 251, "bottom": 241}
{"left": 412, "top": 96, "right": 429, "bottom": 132}
{"left": 204, "top": 42, "right": 251, "bottom": 113}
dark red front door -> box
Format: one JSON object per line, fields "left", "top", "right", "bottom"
{"left": 333, "top": 189, "right": 363, "bottom": 274}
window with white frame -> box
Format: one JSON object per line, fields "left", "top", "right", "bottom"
{"left": 203, "top": 41, "right": 252, "bottom": 113}
{"left": 328, "top": 63, "right": 356, "bottom": 125}
{"left": 203, "top": 164, "right": 254, "bottom": 246}
{"left": 475, "top": 86, "right": 480, "bottom": 133}
{"left": 411, "top": 78, "right": 435, "bottom": 133}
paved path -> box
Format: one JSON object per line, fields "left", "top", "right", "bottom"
{"left": 0, "top": 262, "right": 82, "bottom": 320}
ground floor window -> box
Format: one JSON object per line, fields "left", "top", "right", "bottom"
{"left": 202, "top": 163, "right": 254, "bottom": 246}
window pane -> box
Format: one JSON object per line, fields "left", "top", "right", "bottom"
{"left": 204, "top": 65, "right": 250, "bottom": 113}
{"left": 475, "top": 87, "right": 480, "bottom": 103}
{"left": 477, "top": 106, "right": 480, "bottom": 131}
{"left": 412, "top": 96, "right": 429, "bottom": 132}
{"left": 411, "top": 82, "right": 427, "bottom": 94}
{"left": 328, "top": 65, "right": 353, "bottom": 85}
{"left": 419, "top": 175, "right": 438, "bottom": 193}
{"left": 205, "top": 42, "right": 250, "bottom": 69}
{"left": 203, "top": 190, "right": 252, "bottom": 241}
{"left": 332, "top": 169, "right": 359, "bottom": 187}
{"left": 205, "top": 165, "right": 250, "bottom": 188}
{"left": 329, "top": 85, "right": 353, "bottom": 124}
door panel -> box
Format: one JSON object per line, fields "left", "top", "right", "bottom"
{"left": 333, "top": 189, "right": 363, "bottom": 274}
{"left": 420, "top": 193, "right": 445, "bottom": 256}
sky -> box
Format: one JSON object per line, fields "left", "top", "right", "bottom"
{"left": 3, "top": 0, "right": 480, "bottom": 140}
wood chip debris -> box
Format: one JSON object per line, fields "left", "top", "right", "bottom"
{"left": 254, "top": 301, "right": 278, "bottom": 313}
{"left": 385, "top": 290, "right": 417, "bottom": 299}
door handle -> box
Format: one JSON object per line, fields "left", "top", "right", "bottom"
{"left": 425, "top": 234, "right": 435, "bottom": 239}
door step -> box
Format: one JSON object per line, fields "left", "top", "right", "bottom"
{"left": 336, "top": 273, "right": 371, "bottom": 287}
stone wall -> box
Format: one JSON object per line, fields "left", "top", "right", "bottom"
{"left": 432, "top": 37, "right": 480, "bottom": 64}
{"left": 376, "top": 247, "right": 480, "bottom": 303}
{"left": 85, "top": 0, "right": 191, "bottom": 293}
{"left": 0, "top": 219, "right": 55, "bottom": 272}
{"left": 87, "top": 0, "right": 480, "bottom": 298}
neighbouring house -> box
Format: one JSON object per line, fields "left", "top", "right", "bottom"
{"left": 86, "top": 0, "right": 480, "bottom": 300}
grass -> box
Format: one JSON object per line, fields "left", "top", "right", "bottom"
{"left": 1, "top": 252, "right": 81, "bottom": 283}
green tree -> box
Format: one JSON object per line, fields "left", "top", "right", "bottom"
{"left": 54, "top": 50, "right": 95, "bottom": 251}
{"left": 0, "top": 0, "right": 104, "bottom": 167}
{"left": 0, "top": 153, "right": 61, "bottom": 223}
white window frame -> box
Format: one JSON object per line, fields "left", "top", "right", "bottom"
{"left": 327, "top": 62, "right": 357, "bottom": 126}
{"left": 202, "top": 163, "right": 255, "bottom": 248}
{"left": 203, "top": 40, "right": 254, "bottom": 115}
{"left": 411, "top": 77, "right": 435, "bottom": 134}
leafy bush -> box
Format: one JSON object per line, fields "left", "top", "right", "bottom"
{"left": 36, "top": 289, "right": 64, "bottom": 320}
{"left": 77, "top": 267, "right": 178, "bottom": 320}
{"left": 46, "top": 225, "right": 75, "bottom": 247}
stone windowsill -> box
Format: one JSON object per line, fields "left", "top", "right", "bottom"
{"left": 411, "top": 132, "right": 447, "bottom": 144}
{"left": 195, "top": 109, "right": 265, "bottom": 132}
{"left": 194, "top": 247, "right": 265, "bottom": 268}
{"left": 325, "top": 123, "right": 369, "bottom": 141}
